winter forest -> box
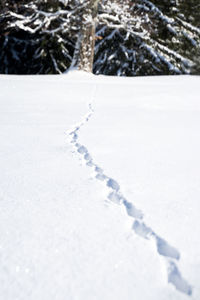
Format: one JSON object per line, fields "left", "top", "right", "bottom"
{"left": 0, "top": 0, "right": 200, "bottom": 76}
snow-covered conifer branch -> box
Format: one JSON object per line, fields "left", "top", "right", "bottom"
{"left": 0, "top": 0, "right": 199, "bottom": 75}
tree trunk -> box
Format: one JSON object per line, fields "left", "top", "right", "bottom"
{"left": 71, "top": 0, "right": 99, "bottom": 73}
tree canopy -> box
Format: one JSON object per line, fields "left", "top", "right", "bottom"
{"left": 0, "top": 0, "right": 199, "bottom": 75}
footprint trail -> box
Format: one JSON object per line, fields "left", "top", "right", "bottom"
{"left": 67, "top": 93, "right": 192, "bottom": 296}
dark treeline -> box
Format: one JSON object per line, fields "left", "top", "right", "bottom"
{"left": 0, "top": 0, "right": 199, "bottom": 75}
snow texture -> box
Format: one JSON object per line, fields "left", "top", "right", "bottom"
{"left": 0, "top": 72, "right": 200, "bottom": 300}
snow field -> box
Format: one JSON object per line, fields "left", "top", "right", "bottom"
{"left": 0, "top": 73, "right": 200, "bottom": 300}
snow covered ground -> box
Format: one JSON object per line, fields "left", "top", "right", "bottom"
{"left": 0, "top": 73, "right": 199, "bottom": 300}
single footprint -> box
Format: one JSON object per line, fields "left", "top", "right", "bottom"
{"left": 168, "top": 261, "right": 192, "bottom": 295}
{"left": 107, "top": 178, "right": 120, "bottom": 191}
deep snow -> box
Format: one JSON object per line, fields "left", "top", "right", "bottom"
{"left": 0, "top": 73, "right": 199, "bottom": 300}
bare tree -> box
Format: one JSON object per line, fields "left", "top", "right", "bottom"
{"left": 70, "top": 0, "right": 99, "bottom": 72}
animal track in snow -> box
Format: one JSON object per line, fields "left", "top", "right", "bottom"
{"left": 132, "top": 221, "right": 180, "bottom": 260}
{"left": 168, "top": 262, "right": 192, "bottom": 295}
{"left": 123, "top": 199, "right": 143, "bottom": 219}
{"left": 67, "top": 98, "right": 192, "bottom": 296}
{"left": 108, "top": 191, "right": 122, "bottom": 204}
{"left": 107, "top": 178, "right": 120, "bottom": 191}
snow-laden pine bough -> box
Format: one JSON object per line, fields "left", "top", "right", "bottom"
{"left": 0, "top": 0, "right": 199, "bottom": 75}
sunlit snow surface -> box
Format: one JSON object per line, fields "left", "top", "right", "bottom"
{"left": 0, "top": 73, "right": 199, "bottom": 300}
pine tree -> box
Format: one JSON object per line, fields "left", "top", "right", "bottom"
{"left": 94, "top": 0, "right": 200, "bottom": 76}
{"left": 0, "top": 0, "right": 199, "bottom": 75}
{"left": 0, "top": 0, "right": 76, "bottom": 74}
